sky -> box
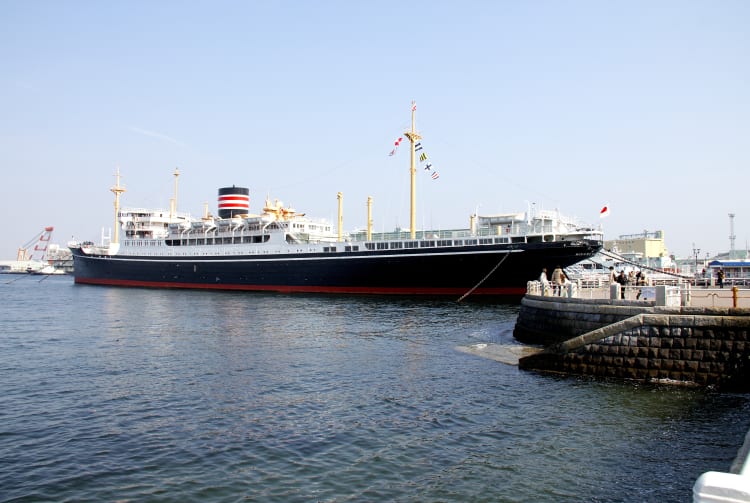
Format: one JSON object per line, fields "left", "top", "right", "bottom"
{"left": 1, "top": 0, "right": 748, "bottom": 261}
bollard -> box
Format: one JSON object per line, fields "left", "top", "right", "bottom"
{"left": 655, "top": 285, "right": 680, "bottom": 307}
{"left": 610, "top": 283, "right": 620, "bottom": 300}
{"left": 733, "top": 286, "right": 739, "bottom": 308}
{"left": 655, "top": 285, "right": 666, "bottom": 306}
{"left": 681, "top": 282, "right": 692, "bottom": 307}
{"left": 527, "top": 281, "right": 540, "bottom": 296}
{"left": 567, "top": 281, "right": 578, "bottom": 298}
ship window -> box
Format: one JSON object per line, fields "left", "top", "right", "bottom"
{"left": 419, "top": 241, "right": 435, "bottom": 248}
{"left": 454, "top": 240, "right": 463, "bottom": 246}
{"left": 465, "top": 239, "right": 477, "bottom": 245}
{"left": 365, "top": 243, "right": 375, "bottom": 250}
{"left": 377, "top": 242, "right": 388, "bottom": 250}
{"left": 438, "top": 240, "right": 452, "bottom": 246}
{"left": 494, "top": 237, "right": 509, "bottom": 244}
{"left": 344, "top": 245, "right": 359, "bottom": 252}
{"left": 405, "top": 241, "right": 418, "bottom": 248}
{"left": 480, "top": 238, "right": 492, "bottom": 245}
{"left": 390, "top": 242, "right": 402, "bottom": 249}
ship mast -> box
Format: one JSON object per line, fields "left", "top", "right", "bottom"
{"left": 110, "top": 167, "right": 126, "bottom": 245}
{"left": 170, "top": 167, "right": 180, "bottom": 220}
{"left": 403, "top": 101, "right": 422, "bottom": 239}
{"left": 337, "top": 192, "right": 344, "bottom": 242}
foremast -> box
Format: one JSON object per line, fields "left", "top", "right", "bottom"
{"left": 110, "top": 167, "right": 126, "bottom": 245}
{"left": 169, "top": 167, "right": 180, "bottom": 220}
{"left": 403, "top": 100, "right": 421, "bottom": 239}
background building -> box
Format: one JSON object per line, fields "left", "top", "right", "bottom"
{"left": 603, "top": 230, "right": 674, "bottom": 272}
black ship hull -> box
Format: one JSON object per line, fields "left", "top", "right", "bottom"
{"left": 70, "top": 239, "right": 601, "bottom": 297}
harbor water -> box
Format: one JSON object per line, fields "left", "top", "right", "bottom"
{"left": 2, "top": 275, "right": 749, "bottom": 502}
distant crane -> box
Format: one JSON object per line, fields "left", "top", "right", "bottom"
{"left": 17, "top": 226, "right": 54, "bottom": 263}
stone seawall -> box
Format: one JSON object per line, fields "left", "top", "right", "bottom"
{"left": 513, "top": 295, "right": 654, "bottom": 345}
{"left": 515, "top": 295, "right": 750, "bottom": 390}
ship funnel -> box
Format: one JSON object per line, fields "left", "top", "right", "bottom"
{"left": 218, "top": 186, "right": 250, "bottom": 218}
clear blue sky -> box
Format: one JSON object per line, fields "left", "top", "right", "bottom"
{"left": 2, "top": 1, "right": 748, "bottom": 261}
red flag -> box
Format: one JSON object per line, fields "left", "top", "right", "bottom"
{"left": 600, "top": 206, "right": 610, "bottom": 218}
{"left": 388, "top": 137, "right": 403, "bottom": 156}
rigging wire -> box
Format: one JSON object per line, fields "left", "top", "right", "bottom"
{"left": 588, "top": 248, "right": 693, "bottom": 280}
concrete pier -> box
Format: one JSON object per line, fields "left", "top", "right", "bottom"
{"left": 515, "top": 291, "right": 750, "bottom": 390}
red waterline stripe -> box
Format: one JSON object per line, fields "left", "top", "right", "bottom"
{"left": 73, "top": 277, "right": 525, "bottom": 295}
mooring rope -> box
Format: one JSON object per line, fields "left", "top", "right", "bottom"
{"left": 457, "top": 251, "right": 512, "bottom": 303}
{"left": 3, "top": 273, "right": 32, "bottom": 285}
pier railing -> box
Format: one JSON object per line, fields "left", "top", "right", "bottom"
{"left": 527, "top": 280, "right": 750, "bottom": 309}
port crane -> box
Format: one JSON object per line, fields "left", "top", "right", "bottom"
{"left": 17, "top": 226, "right": 54, "bottom": 262}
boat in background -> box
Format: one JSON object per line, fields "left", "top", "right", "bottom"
{"left": 0, "top": 261, "right": 46, "bottom": 274}
{"left": 29, "top": 264, "right": 67, "bottom": 275}
{"left": 70, "top": 103, "right": 603, "bottom": 297}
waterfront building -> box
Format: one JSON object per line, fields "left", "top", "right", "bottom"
{"left": 603, "top": 230, "right": 675, "bottom": 272}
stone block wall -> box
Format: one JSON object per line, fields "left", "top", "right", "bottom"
{"left": 513, "top": 294, "right": 653, "bottom": 345}
{"left": 517, "top": 307, "right": 750, "bottom": 390}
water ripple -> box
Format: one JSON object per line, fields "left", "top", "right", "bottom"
{"left": 1, "top": 279, "right": 749, "bottom": 501}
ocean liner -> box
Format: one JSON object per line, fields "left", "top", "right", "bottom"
{"left": 70, "top": 104, "right": 603, "bottom": 297}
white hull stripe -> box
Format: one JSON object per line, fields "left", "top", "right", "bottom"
{"left": 85, "top": 248, "right": 524, "bottom": 263}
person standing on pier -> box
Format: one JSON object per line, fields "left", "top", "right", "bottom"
{"left": 551, "top": 265, "right": 564, "bottom": 296}
{"left": 718, "top": 268, "right": 725, "bottom": 288}
{"left": 539, "top": 268, "right": 550, "bottom": 295}
{"left": 617, "top": 270, "right": 628, "bottom": 299}
{"left": 635, "top": 271, "right": 648, "bottom": 300}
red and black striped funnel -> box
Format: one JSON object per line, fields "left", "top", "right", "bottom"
{"left": 218, "top": 186, "right": 249, "bottom": 218}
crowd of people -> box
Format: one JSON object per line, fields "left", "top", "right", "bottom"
{"left": 537, "top": 265, "right": 653, "bottom": 299}
{"left": 608, "top": 266, "right": 651, "bottom": 299}
{"left": 537, "top": 264, "right": 732, "bottom": 299}
{"left": 538, "top": 265, "right": 570, "bottom": 296}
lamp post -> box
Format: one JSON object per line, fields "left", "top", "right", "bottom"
{"left": 692, "top": 243, "right": 701, "bottom": 276}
